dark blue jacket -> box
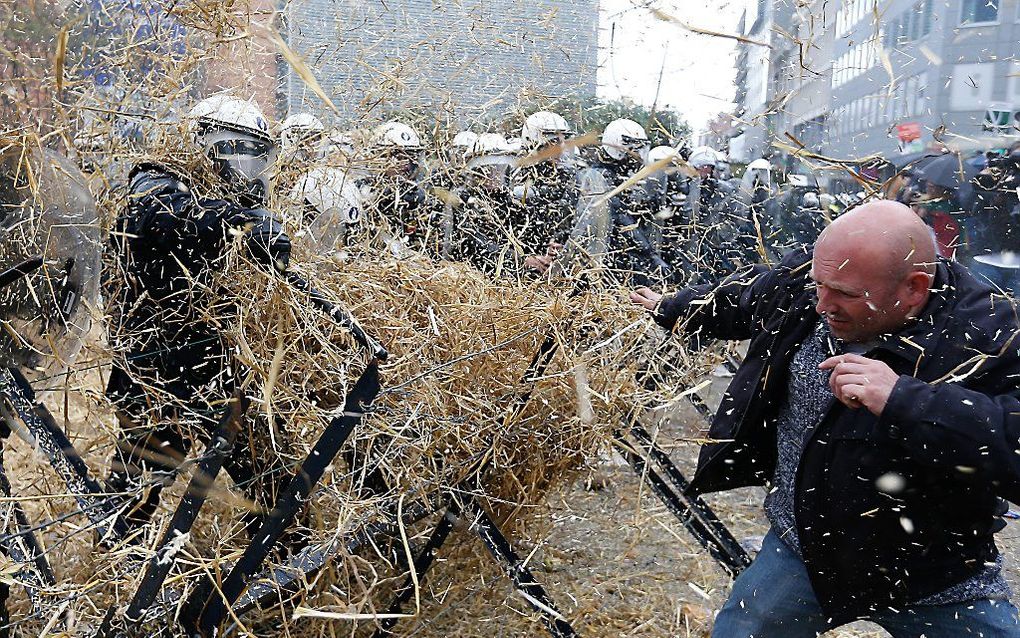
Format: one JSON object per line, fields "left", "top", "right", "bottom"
{"left": 655, "top": 249, "right": 1020, "bottom": 622}
{"left": 108, "top": 164, "right": 245, "bottom": 400}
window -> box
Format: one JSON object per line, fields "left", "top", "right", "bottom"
{"left": 949, "top": 62, "right": 995, "bottom": 110}
{"left": 908, "top": 76, "right": 921, "bottom": 116}
{"left": 900, "top": 10, "right": 913, "bottom": 43}
{"left": 921, "top": 0, "right": 933, "bottom": 36}
{"left": 888, "top": 17, "right": 900, "bottom": 47}
{"left": 916, "top": 71, "right": 930, "bottom": 115}
{"left": 960, "top": 0, "right": 999, "bottom": 25}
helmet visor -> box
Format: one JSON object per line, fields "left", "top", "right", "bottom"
{"left": 467, "top": 155, "right": 513, "bottom": 188}
{"left": 210, "top": 138, "right": 273, "bottom": 181}
{"left": 538, "top": 129, "right": 573, "bottom": 148}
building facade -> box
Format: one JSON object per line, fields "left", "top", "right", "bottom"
{"left": 730, "top": 0, "right": 1020, "bottom": 182}
{"left": 281, "top": 0, "right": 599, "bottom": 125}
{"left": 729, "top": 0, "right": 774, "bottom": 163}
{"left": 827, "top": 0, "right": 1020, "bottom": 159}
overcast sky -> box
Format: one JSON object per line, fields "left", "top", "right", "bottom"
{"left": 597, "top": 0, "right": 745, "bottom": 135}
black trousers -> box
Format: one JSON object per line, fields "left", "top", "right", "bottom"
{"left": 105, "top": 362, "right": 291, "bottom": 540}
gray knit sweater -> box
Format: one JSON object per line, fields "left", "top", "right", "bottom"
{"left": 763, "top": 320, "right": 1010, "bottom": 606}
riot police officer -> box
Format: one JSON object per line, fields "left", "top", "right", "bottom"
{"left": 105, "top": 95, "right": 293, "bottom": 535}
{"left": 509, "top": 110, "right": 583, "bottom": 270}
{"left": 360, "top": 121, "right": 438, "bottom": 256}
{"left": 447, "top": 133, "right": 546, "bottom": 278}
{"left": 587, "top": 118, "right": 673, "bottom": 286}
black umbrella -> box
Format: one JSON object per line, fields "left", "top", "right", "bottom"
{"left": 918, "top": 153, "right": 981, "bottom": 190}
{"left": 890, "top": 150, "right": 941, "bottom": 170}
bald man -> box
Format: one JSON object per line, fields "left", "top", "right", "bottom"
{"left": 631, "top": 201, "right": 1020, "bottom": 636}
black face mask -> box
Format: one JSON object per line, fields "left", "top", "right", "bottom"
{"left": 208, "top": 137, "right": 273, "bottom": 207}
{"left": 214, "top": 162, "right": 267, "bottom": 208}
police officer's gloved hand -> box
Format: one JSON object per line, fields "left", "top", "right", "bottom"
{"left": 241, "top": 208, "right": 291, "bottom": 274}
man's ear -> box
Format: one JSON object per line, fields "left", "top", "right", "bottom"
{"left": 904, "top": 271, "right": 932, "bottom": 307}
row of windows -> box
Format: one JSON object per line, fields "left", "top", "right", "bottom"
{"left": 828, "top": 72, "right": 930, "bottom": 139}
{"left": 838, "top": 0, "right": 1016, "bottom": 39}
{"left": 835, "top": 0, "right": 873, "bottom": 38}
{"left": 960, "top": 0, "right": 1003, "bottom": 25}
{"left": 831, "top": 38, "right": 880, "bottom": 89}
{"left": 882, "top": 0, "right": 933, "bottom": 48}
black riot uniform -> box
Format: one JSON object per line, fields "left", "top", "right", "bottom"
{"left": 105, "top": 162, "right": 292, "bottom": 534}
{"left": 448, "top": 184, "right": 531, "bottom": 278}
{"left": 966, "top": 150, "right": 1020, "bottom": 291}
{"left": 367, "top": 166, "right": 447, "bottom": 259}
{"left": 510, "top": 160, "right": 582, "bottom": 257}
{"left": 588, "top": 154, "right": 676, "bottom": 287}
{"left": 682, "top": 172, "right": 742, "bottom": 281}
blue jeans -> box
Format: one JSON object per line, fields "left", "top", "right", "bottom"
{"left": 711, "top": 529, "right": 1020, "bottom": 638}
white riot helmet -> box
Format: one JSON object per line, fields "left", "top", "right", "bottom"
{"left": 647, "top": 145, "right": 679, "bottom": 167}
{"left": 451, "top": 131, "right": 478, "bottom": 156}
{"left": 323, "top": 130, "right": 356, "bottom": 162}
{"left": 521, "top": 110, "right": 572, "bottom": 150}
{"left": 743, "top": 158, "right": 771, "bottom": 186}
{"left": 281, "top": 112, "right": 325, "bottom": 153}
{"left": 466, "top": 133, "right": 513, "bottom": 160}
{"left": 688, "top": 146, "right": 719, "bottom": 170}
{"left": 601, "top": 118, "right": 649, "bottom": 162}
{"left": 188, "top": 95, "right": 275, "bottom": 206}
{"left": 449, "top": 130, "right": 478, "bottom": 168}
{"left": 292, "top": 167, "right": 363, "bottom": 251}
{"left": 371, "top": 122, "right": 423, "bottom": 181}
{"left": 465, "top": 133, "right": 515, "bottom": 189}
{"left": 292, "top": 167, "right": 362, "bottom": 226}
{"left": 189, "top": 95, "right": 272, "bottom": 143}
{"left": 741, "top": 158, "right": 773, "bottom": 202}
{"left": 371, "top": 121, "right": 423, "bottom": 151}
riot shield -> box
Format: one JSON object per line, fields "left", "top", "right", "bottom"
{"left": 552, "top": 167, "right": 612, "bottom": 277}
{"left": 0, "top": 144, "right": 101, "bottom": 388}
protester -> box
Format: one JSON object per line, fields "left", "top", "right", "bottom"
{"left": 913, "top": 181, "right": 963, "bottom": 260}
{"left": 631, "top": 201, "right": 1020, "bottom": 636}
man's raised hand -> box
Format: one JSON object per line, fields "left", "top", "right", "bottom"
{"left": 820, "top": 353, "right": 900, "bottom": 416}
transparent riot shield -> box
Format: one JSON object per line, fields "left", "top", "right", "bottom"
{"left": 552, "top": 167, "right": 612, "bottom": 278}
{"left": 0, "top": 145, "right": 102, "bottom": 389}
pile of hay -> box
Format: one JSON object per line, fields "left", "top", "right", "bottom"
{"left": 220, "top": 243, "right": 688, "bottom": 517}
{"left": 0, "top": 232, "right": 714, "bottom": 637}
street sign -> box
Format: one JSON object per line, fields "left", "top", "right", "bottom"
{"left": 897, "top": 122, "right": 923, "bottom": 142}
{"left": 983, "top": 105, "right": 1020, "bottom": 132}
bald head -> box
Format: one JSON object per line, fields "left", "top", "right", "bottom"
{"left": 817, "top": 200, "right": 937, "bottom": 279}
{"left": 811, "top": 200, "right": 936, "bottom": 342}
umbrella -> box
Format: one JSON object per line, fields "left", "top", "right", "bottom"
{"left": 918, "top": 153, "right": 981, "bottom": 190}
{"left": 890, "top": 150, "right": 941, "bottom": 170}
{"left": 973, "top": 252, "right": 1020, "bottom": 270}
